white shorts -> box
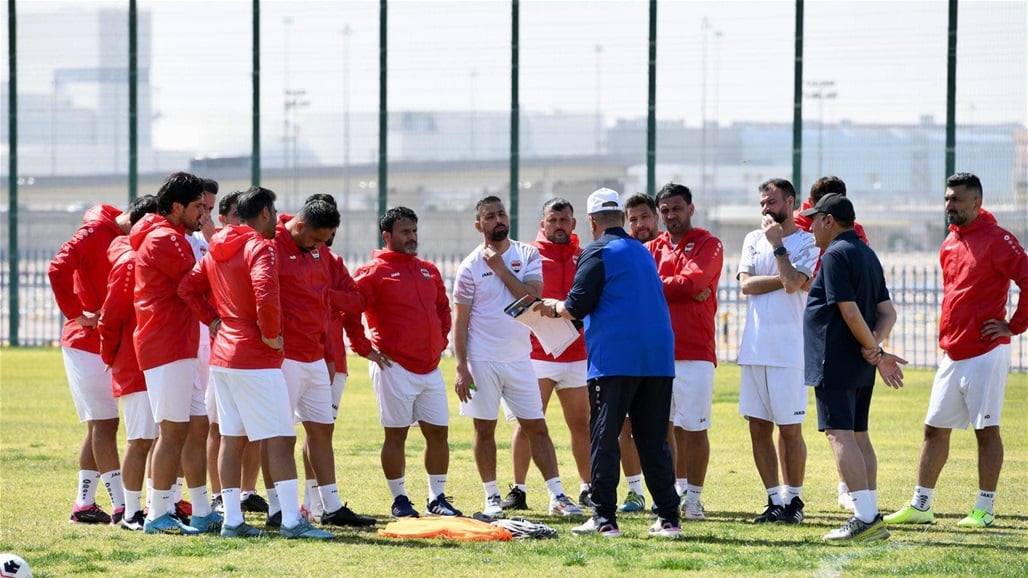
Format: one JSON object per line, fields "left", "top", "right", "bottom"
{"left": 212, "top": 366, "right": 296, "bottom": 440}
{"left": 670, "top": 360, "right": 715, "bottom": 431}
{"left": 61, "top": 347, "right": 118, "bottom": 422}
{"left": 738, "top": 365, "right": 807, "bottom": 425}
{"left": 926, "top": 345, "right": 1010, "bottom": 430}
{"left": 197, "top": 322, "right": 211, "bottom": 394}
{"left": 531, "top": 360, "right": 587, "bottom": 390}
{"left": 460, "top": 359, "right": 544, "bottom": 421}
{"left": 281, "top": 359, "right": 334, "bottom": 425}
{"left": 121, "top": 391, "right": 158, "bottom": 440}
{"left": 371, "top": 363, "right": 449, "bottom": 428}
{"left": 331, "top": 373, "right": 348, "bottom": 420}
{"left": 143, "top": 358, "right": 204, "bottom": 424}
{"left": 205, "top": 371, "right": 219, "bottom": 424}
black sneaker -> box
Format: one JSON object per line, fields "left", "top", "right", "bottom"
{"left": 241, "top": 492, "right": 269, "bottom": 513}
{"left": 210, "top": 494, "right": 224, "bottom": 515}
{"left": 119, "top": 509, "right": 146, "bottom": 531}
{"left": 391, "top": 495, "right": 420, "bottom": 518}
{"left": 322, "top": 503, "right": 376, "bottom": 527}
{"left": 70, "top": 503, "right": 112, "bottom": 524}
{"left": 266, "top": 510, "right": 282, "bottom": 528}
{"left": 754, "top": 497, "right": 785, "bottom": 523}
{"left": 579, "top": 489, "right": 596, "bottom": 509}
{"left": 779, "top": 496, "right": 805, "bottom": 524}
{"left": 500, "top": 485, "right": 528, "bottom": 511}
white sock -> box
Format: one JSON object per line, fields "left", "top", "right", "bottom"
{"left": 267, "top": 487, "right": 280, "bottom": 515}
{"left": 869, "top": 489, "right": 878, "bottom": 512}
{"left": 173, "top": 477, "right": 185, "bottom": 503}
{"left": 303, "top": 479, "right": 318, "bottom": 510}
{"left": 851, "top": 489, "right": 876, "bottom": 523}
{"left": 676, "top": 478, "right": 688, "bottom": 496}
{"left": 974, "top": 489, "right": 996, "bottom": 514}
{"left": 514, "top": 483, "right": 527, "bottom": 493}
{"left": 222, "top": 488, "right": 243, "bottom": 527}
{"left": 275, "top": 479, "right": 301, "bottom": 529}
{"left": 75, "top": 470, "right": 101, "bottom": 508}
{"left": 148, "top": 490, "right": 172, "bottom": 522}
{"left": 319, "top": 483, "right": 343, "bottom": 513}
{"left": 239, "top": 490, "right": 253, "bottom": 500}
{"left": 838, "top": 481, "right": 849, "bottom": 496}
{"left": 483, "top": 480, "right": 500, "bottom": 499}
{"left": 428, "top": 474, "right": 447, "bottom": 499}
{"left": 544, "top": 477, "right": 565, "bottom": 499}
{"left": 100, "top": 470, "right": 125, "bottom": 511}
{"left": 685, "top": 484, "right": 703, "bottom": 503}
{"left": 911, "top": 485, "right": 934, "bottom": 510}
{"left": 387, "top": 477, "right": 407, "bottom": 499}
{"left": 579, "top": 482, "right": 591, "bottom": 494}
{"left": 125, "top": 489, "right": 143, "bottom": 518}
{"left": 766, "top": 486, "right": 784, "bottom": 507}
{"left": 784, "top": 485, "right": 802, "bottom": 502}
{"left": 626, "top": 474, "right": 644, "bottom": 495}
{"left": 189, "top": 486, "right": 211, "bottom": 517}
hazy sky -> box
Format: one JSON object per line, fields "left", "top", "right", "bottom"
{"left": 9, "top": 0, "right": 1027, "bottom": 153}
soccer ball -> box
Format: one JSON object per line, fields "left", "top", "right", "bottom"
{"left": 0, "top": 553, "right": 32, "bottom": 578}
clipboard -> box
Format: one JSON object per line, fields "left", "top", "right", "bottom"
{"left": 504, "top": 294, "right": 580, "bottom": 357}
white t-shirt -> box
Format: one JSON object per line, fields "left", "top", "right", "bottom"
{"left": 454, "top": 241, "right": 543, "bottom": 362}
{"left": 736, "top": 228, "right": 819, "bottom": 368}
{"left": 187, "top": 231, "right": 209, "bottom": 262}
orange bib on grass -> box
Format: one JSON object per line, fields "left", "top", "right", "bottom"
{"left": 378, "top": 517, "right": 513, "bottom": 541}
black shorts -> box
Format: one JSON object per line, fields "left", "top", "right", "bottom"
{"left": 815, "top": 385, "right": 874, "bottom": 432}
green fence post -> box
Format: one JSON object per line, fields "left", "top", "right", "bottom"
{"left": 7, "top": 0, "right": 19, "bottom": 346}
{"left": 510, "top": 0, "right": 520, "bottom": 236}
{"left": 792, "top": 0, "right": 804, "bottom": 195}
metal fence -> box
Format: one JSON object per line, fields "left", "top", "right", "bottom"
{"left": 2, "top": 250, "right": 1023, "bottom": 372}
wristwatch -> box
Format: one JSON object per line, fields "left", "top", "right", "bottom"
{"left": 773, "top": 246, "right": 788, "bottom": 257}
{"left": 551, "top": 304, "right": 561, "bottom": 318}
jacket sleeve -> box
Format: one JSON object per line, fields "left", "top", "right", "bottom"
{"left": 343, "top": 265, "right": 373, "bottom": 357}
{"left": 328, "top": 257, "right": 365, "bottom": 316}
{"left": 250, "top": 241, "right": 282, "bottom": 340}
{"left": 998, "top": 233, "right": 1028, "bottom": 335}
{"left": 432, "top": 264, "right": 452, "bottom": 350}
{"left": 151, "top": 232, "right": 199, "bottom": 284}
{"left": 98, "top": 257, "right": 132, "bottom": 366}
{"left": 662, "top": 236, "right": 724, "bottom": 301}
{"left": 177, "top": 257, "right": 219, "bottom": 326}
{"left": 48, "top": 226, "right": 91, "bottom": 319}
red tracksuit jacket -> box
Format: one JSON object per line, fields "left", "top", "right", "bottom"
{"left": 530, "top": 230, "right": 586, "bottom": 362}
{"left": 98, "top": 236, "right": 147, "bottom": 396}
{"left": 274, "top": 215, "right": 332, "bottom": 364}
{"left": 325, "top": 246, "right": 364, "bottom": 375}
{"left": 647, "top": 228, "right": 723, "bottom": 364}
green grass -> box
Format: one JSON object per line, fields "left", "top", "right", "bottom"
{"left": 1, "top": 348, "right": 1025, "bottom": 577}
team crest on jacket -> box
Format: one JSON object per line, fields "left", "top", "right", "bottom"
{"left": 683, "top": 242, "right": 695, "bottom": 254}
{"left": 312, "top": 249, "right": 321, "bottom": 261}
{"left": 420, "top": 267, "right": 432, "bottom": 279}
{"left": 511, "top": 260, "right": 522, "bottom": 273}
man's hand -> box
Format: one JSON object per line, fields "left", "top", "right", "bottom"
{"left": 482, "top": 245, "right": 506, "bottom": 275}
{"left": 981, "top": 318, "right": 1013, "bottom": 341}
{"left": 876, "top": 353, "right": 908, "bottom": 389}
{"left": 861, "top": 345, "right": 883, "bottom": 366}
{"left": 75, "top": 312, "right": 98, "bottom": 329}
{"left": 454, "top": 364, "right": 474, "bottom": 403}
{"left": 368, "top": 349, "right": 393, "bottom": 369}
{"left": 761, "top": 214, "right": 785, "bottom": 248}
{"left": 532, "top": 298, "right": 561, "bottom": 318}
{"left": 208, "top": 318, "right": 222, "bottom": 337}
{"left": 692, "top": 287, "right": 712, "bottom": 302}
{"left": 261, "top": 335, "right": 284, "bottom": 351}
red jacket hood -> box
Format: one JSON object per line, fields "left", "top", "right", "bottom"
{"left": 107, "top": 235, "right": 132, "bottom": 265}
{"left": 210, "top": 225, "right": 261, "bottom": 263}
{"left": 533, "top": 230, "right": 581, "bottom": 260}
{"left": 85, "top": 204, "right": 123, "bottom": 227}
{"left": 130, "top": 213, "right": 182, "bottom": 251}
{"left": 949, "top": 208, "right": 997, "bottom": 236}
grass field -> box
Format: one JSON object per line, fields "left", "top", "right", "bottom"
{"left": 1, "top": 348, "right": 1026, "bottom": 577}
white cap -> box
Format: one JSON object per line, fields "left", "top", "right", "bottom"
{"left": 586, "top": 188, "right": 624, "bottom": 214}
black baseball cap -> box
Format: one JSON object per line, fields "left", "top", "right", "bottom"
{"left": 799, "top": 192, "right": 855, "bottom": 221}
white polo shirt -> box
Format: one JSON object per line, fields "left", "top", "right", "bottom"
{"left": 454, "top": 241, "right": 542, "bottom": 363}
{"left": 736, "top": 228, "right": 819, "bottom": 369}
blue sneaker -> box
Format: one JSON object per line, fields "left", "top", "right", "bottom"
{"left": 391, "top": 495, "right": 420, "bottom": 518}
{"left": 280, "top": 518, "right": 334, "bottom": 540}
{"left": 190, "top": 511, "right": 224, "bottom": 533}
{"left": 143, "top": 512, "right": 201, "bottom": 535}
{"left": 221, "top": 521, "right": 267, "bottom": 538}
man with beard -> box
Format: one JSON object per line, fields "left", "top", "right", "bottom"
{"left": 885, "top": 173, "right": 1028, "bottom": 529}
{"left": 649, "top": 183, "right": 723, "bottom": 521}
{"left": 131, "top": 171, "right": 218, "bottom": 534}
{"left": 737, "top": 178, "right": 819, "bottom": 525}
{"left": 344, "top": 206, "right": 460, "bottom": 518}
{"left": 453, "top": 196, "right": 583, "bottom": 518}
{"left": 612, "top": 192, "right": 662, "bottom": 514}
{"left": 500, "top": 198, "right": 592, "bottom": 512}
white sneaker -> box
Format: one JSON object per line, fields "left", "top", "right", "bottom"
{"left": 571, "top": 516, "right": 621, "bottom": 537}
{"left": 838, "top": 492, "right": 855, "bottom": 511}
{"left": 483, "top": 494, "right": 503, "bottom": 517}
{"left": 683, "top": 499, "right": 706, "bottom": 521}
{"left": 548, "top": 494, "right": 584, "bottom": 517}
{"left": 649, "top": 517, "right": 683, "bottom": 538}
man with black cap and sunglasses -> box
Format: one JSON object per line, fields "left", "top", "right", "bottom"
{"left": 801, "top": 192, "right": 906, "bottom": 544}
